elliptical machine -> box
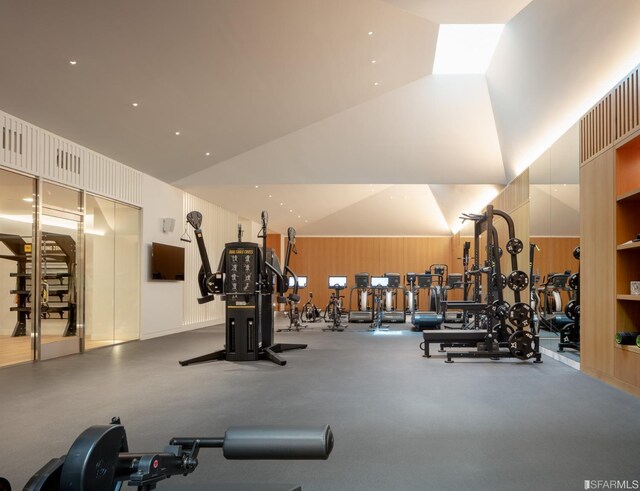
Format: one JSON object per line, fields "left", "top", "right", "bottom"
{"left": 179, "top": 211, "right": 306, "bottom": 366}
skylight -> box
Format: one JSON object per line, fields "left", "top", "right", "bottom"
{"left": 433, "top": 24, "right": 504, "bottom": 74}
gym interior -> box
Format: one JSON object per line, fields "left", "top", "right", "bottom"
{"left": 1, "top": 2, "right": 640, "bottom": 490}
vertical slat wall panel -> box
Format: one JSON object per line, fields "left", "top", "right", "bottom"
{"left": 582, "top": 64, "right": 640, "bottom": 162}
{"left": 613, "top": 66, "right": 640, "bottom": 143}
{"left": 1, "top": 112, "right": 38, "bottom": 175}
{"left": 0, "top": 108, "right": 142, "bottom": 207}
{"left": 579, "top": 95, "right": 613, "bottom": 164}
{"left": 182, "top": 192, "right": 239, "bottom": 327}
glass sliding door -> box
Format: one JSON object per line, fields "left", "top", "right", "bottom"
{"left": 114, "top": 202, "right": 140, "bottom": 342}
{"left": 39, "top": 181, "right": 83, "bottom": 360}
{"left": 0, "top": 168, "right": 36, "bottom": 367}
{"left": 85, "top": 195, "right": 116, "bottom": 348}
{"left": 85, "top": 195, "right": 140, "bottom": 348}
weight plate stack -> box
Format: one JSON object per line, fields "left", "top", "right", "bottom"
{"left": 508, "top": 330, "right": 536, "bottom": 360}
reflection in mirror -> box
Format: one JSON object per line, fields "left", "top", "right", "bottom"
{"left": 529, "top": 124, "right": 580, "bottom": 362}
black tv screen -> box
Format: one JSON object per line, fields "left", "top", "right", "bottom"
{"left": 151, "top": 242, "right": 185, "bottom": 281}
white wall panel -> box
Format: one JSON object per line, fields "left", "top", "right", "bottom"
{"left": 1, "top": 111, "right": 38, "bottom": 175}
{"left": 0, "top": 108, "right": 142, "bottom": 207}
{"left": 182, "top": 192, "right": 238, "bottom": 327}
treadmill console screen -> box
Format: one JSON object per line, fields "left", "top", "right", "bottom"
{"left": 328, "top": 276, "right": 347, "bottom": 289}
{"left": 371, "top": 276, "right": 389, "bottom": 288}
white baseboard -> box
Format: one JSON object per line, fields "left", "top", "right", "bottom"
{"left": 540, "top": 347, "right": 580, "bottom": 370}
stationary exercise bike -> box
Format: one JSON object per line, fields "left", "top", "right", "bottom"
{"left": 279, "top": 276, "right": 308, "bottom": 332}
{"left": 22, "top": 417, "right": 334, "bottom": 491}
{"left": 301, "top": 291, "right": 321, "bottom": 323}
{"left": 323, "top": 276, "right": 347, "bottom": 332}
{"left": 369, "top": 276, "right": 390, "bottom": 331}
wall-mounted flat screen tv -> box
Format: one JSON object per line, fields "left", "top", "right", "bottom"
{"left": 151, "top": 242, "right": 185, "bottom": 281}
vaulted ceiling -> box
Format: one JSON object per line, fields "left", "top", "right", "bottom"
{"left": 0, "top": 0, "right": 639, "bottom": 235}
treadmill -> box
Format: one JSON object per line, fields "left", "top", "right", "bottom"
{"left": 411, "top": 273, "right": 444, "bottom": 330}
{"left": 381, "top": 272, "right": 405, "bottom": 323}
{"left": 348, "top": 272, "right": 373, "bottom": 323}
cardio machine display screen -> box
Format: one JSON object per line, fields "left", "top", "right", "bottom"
{"left": 328, "top": 276, "right": 347, "bottom": 289}
{"left": 371, "top": 277, "right": 389, "bottom": 288}
{"left": 288, "top": 276, "right": 307, "bottom": 288}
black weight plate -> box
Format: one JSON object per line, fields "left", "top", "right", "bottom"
{"left": 573, "top": 246, "right": 580, "bottom": 260}
{"left": 0, "top": 477, "right": 10, "bottom": 491}
{"left": 506, "top": 237, "right": 524, "bottom": 255}
{"left": 508, "top": 330, "right": 536, "bottom": 360}
{"left": 507, "top": 270, "right": 529, "bottom": 292}
{"left": 494, "top": 323, "right": 515, "bottom": 343}
{"left": 568, "top": 273, "right": 579, "bottom": 291}
{"left": 492, "top": 274, "right": 507, "bottom": 290}
{"left": 491, "top": 300, "right": 511, "bottom": 320}
{"left": 60, "top": 425, "right": 125, "bottom": 491}
{"left": 507, "top": 302, "right": 534, "bottom": 328}
{"left": 565, "top": 300, "right": 579, "bottom": 320}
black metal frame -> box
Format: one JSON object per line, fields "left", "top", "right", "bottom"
{"left": 179, "top": 211, "right": 306, "bottom": 367}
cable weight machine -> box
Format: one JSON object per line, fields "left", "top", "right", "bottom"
{"left": 179, "top": 211, "right": 306, "bottom": 367}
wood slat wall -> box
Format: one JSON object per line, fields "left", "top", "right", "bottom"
{"left": 530, "top": 237, "right": 581, "bottom": 279}
{"left": 288, "top": 237, "right": 454, "bottom": 309}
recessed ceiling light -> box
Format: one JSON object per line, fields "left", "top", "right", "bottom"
{"left": 22, "top": 197, "right": 33, "bottom": 202}
{"left": 373, "top": 82, "right": 379, "bottom": 86}
{"left": 280, "top": 202, "right": 284, "bottom": 206}
{"left": 368, "top": 31, "right": 374, "bottom": 36}
{"left": 433, "top": 24, "right": 504, "bottom": 74}
{"left": 255, "top": 185, "right": 259, "bottom": 189}
{"left": 132, "top": 103, "right": 139, "bottom": 107}
{"left": 175, "top": 131, "right": 180, "bottom": 135}
{"left": 69, "top": 60, "right": 77, "bottom": 65}
{"left": 289, "top": 209, "right": 293, "bottom": 213}
{"left": 205, "top": 152, "right": 210, "bottom": 156}
{"left": 305, "top": 220, "right": 308, "bottom": 223}
{"left": 371, "top": 60, "right": 377, "bottom": 64}
{"left": 297, "top": 215, "right": 301, "bottom": 218}
{"left": 268, "top": 195, "right": 272, "bottom": 198}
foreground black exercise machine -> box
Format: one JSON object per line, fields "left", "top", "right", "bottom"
{"left": 348, "top": 273, "right": 373, "bottom": 323}
{"left": 179, "top": 211, "right": 306, "bottom": 366}
{"left": 23, "top": 418, "right": 334, "bottom": 491}
{"left": 420, "top": 206, "right": 542, "bottom": 363}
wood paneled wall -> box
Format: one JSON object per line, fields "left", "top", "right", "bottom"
{"left": 580, "top": 148, "right": 617, "bottom": 381}
{"left": 530, "top": 237, "right": 580, "bottom": 278}
{"left": 288, "top": 237, "right": 455, "bottom": 309}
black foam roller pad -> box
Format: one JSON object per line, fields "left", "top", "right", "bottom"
{"left": 614, "top": 332, "right": 639, "bottom": 345}
{"left": 223, "top": 425, "right": 334, "bottom": 460}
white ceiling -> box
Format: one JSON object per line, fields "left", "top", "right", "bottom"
{"left": 0, "top": 0, "right": 639, "bottom": 235}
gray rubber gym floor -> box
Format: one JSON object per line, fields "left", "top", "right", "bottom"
{"left": 1, "top": 320, "right": 639, "bottom": 490}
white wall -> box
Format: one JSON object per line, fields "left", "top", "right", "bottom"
{"left": 141, "top": 175, "right": 243, "bottom": 339}
{"left": 140, "top": 174, "right": 185, "bottom": 339}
